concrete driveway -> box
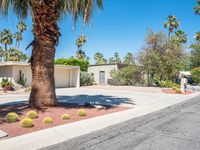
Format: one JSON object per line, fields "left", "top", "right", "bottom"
{"left": 0, "top": 86, "right": 199, "bottom": 109}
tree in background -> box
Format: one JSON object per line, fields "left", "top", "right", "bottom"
{"left": 164, "top": 15, "right": 180, "bottom": 38}
{"left": 194, "top": 0, "right": 200, "bottom": 15}
{"left": 94, "top": 52, "right": 107, "bottom": 64}
{"left": 0, "top": 46, "right": 3, "bottom": 61}
{"left": 123, "top": 52, "right": 135, "bottom": 65}
{"left": 172, "top": 30, "right": 187, "bottom": 44}
{"left": 76, "top": 35, "right": 88, "bottom": 59}
{"left": 190, "top": 32, "right": 200, "bottom": 69}
{"left": 0, "top": 0, "right": 103, "bottom": 108}
{"left": 0, "top": 29, "right": 13, "bottom": 61}
{"left": 109, "top": 52, "right": 121, "bottom": 64}
{"left": 7, "top": 47, "right": 29, "bottom": 61}
{"left": 14, "top": 21, "right": 28, "bottom": 49}
{"left": 139, "top": 30, "right": 186, "bottom": 85}
{"left": 55, "top": 58, "right": 89, "bottom": 72}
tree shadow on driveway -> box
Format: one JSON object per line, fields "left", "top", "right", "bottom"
{"left": 57, "top": 95, "right": 135, "bottom": 107}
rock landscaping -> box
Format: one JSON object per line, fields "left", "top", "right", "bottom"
{"left": 0, "top": 103, "right": 129, "bottom": 138}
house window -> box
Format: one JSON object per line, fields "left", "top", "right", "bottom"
{"left": 91, "top": 73, "right": 94, "bottom": 77}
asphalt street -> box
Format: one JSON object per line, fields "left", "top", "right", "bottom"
{"left": 41, "top": 95, "right": 200, "bottom": 150}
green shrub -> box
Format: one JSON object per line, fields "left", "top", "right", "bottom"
{"left": 55, "top": 58, "right": 89, "bottom": 71}
{"left": 159, "top": 80, "right": 180, "bottom": 88}
{"left": 1, "top": 78, "right": 13, "bottom": 88}
{"left": 191, "top": 67, "right": 200, "bottom": 84}
{"left": 26, "top": 111, "right": 38, "bottom": 119}
{"left": 78, "top": 109, "right": 87, "bottom": 116}
{"left": 110, "top": 66, "right": 145, "bottom": 86}
{"left": 61, "top": 114, "right": 70, "bottom": 120}
{"left": 43, "top": 117, "right": 53, "bottom": 124}
{"left": 176, "top": 89, "right": 182, "bottom": 93}
{"left": 172, "top": 87, "right": 176, "bottom": 90}
{"left": 20, "top": 118, "right": 34, "bottom": 128}
{"left": 80, "top": 71, "right": 93, "bottom": 86}
{"left": 6, "top": 112, "right": 19, "bottom": 123}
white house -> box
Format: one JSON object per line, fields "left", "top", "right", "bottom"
{"left": 88, "top": 63, "right": 126, "bottom": 85}
{"left": 0, "top": 61, "right": 80, "bottom": 88}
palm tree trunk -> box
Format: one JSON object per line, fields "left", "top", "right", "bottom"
{"left": 29, "top": 0, "right": 61, "bottom": 109}
{"left": 4, "top": 44, "right": 7, "bottom": 62}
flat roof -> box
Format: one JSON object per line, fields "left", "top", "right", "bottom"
{"left": 89, "top": 63, "right": 123, "bottom": 67}
{"left": 0, "top": 61, "right": 80, "bottom": 69}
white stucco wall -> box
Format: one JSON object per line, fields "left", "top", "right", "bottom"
{"left": 12, "top": 65, "right": 32, "bottom": 86}
{"left": 88, "top": 64, "right": 118, "bottom": 85}
{"left": 0, "top": 63, "right": 80, "bottom": 88}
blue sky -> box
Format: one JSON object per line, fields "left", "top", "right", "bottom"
{"left": 0, "top": 0, "right": 200, "bottom": 64}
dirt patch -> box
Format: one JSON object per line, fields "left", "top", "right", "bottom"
{"left": 161, "top": 89, "right": 193, "bottom": 95}
{"left": 0, "top": 103, "right": 129, "bottom": 138}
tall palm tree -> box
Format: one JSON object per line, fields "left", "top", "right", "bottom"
{"left": 0, "top": 46, "right": 4, "bottom": 61}
{"left": 76, "top": 50, "right": 86, "bottom": 59}
{"left": 17, "top": 21, "right": 28, "bottom": 33}
{"left": 164, "top": 15, "right": 180, "bottom": 38}
{"left": 13, "top": 32, "right": 22, "bottom": 49}
{"left": 194, "top": 0, "right": 200, "bottom": 15}
{"left": 15, "top": 21, "right": 28, "bottom": 49}
{"left": 195, "top": 32, "right": 200, "bottom": 43}
{"left": 0, "top": 29, "right": 13, "bottom": 61}
{"left": 76, "top": 35, "right": 87, "bottom": 59}
{"left": 174, "top": 30, "right": 187, "bottom": 44}
{"left": 0, "top": 0, "right": 103, "bottom": 109}
{"left": 76, "top": 35, "right": 87, "bottom": 51}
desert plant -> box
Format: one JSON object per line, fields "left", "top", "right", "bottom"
{"left": 176, "top": 88, "right": 182, "bottom": 93}
{"left": 61, "top": 114, "right": 70, "bottom": 120}
{"left": 26, "top": 111, "right": 38, "bottom": 119}
{"left": 18, "top": 70, "right": 27, "bottom": 87}
{"left": 191, "top": 67, "right": 200, "bottom": 84}
{"left": 43, "top": 117, "right": 53, "bottom": 124}
{"left": 6, "top": 112, "right": 19, "bottom": 123}
{"left": 78, "top": 109, "right": 87, "bottom": 117}
{"left": 20, "top": 118, "right": 34, "bottom": 128}
{"left": 80, "top": 72, "right": 93, "bottom": 86}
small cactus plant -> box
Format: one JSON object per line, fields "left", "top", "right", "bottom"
{"left": 78, "top": 109, "right": 87, "bottom": 116}
{"left": 20, "top": 118, "right": 34, "bottom": 128}
{"left": 18, "top": 70, "right": 27, "bottom": 87}
{"left": 61, "top": 114, "right": 70, "bottom": 120}
{"left": 43, "top": 117, "right": 53, "bottom": 124}
{"left": 26, "top": 111, "right": 38, "bottom": 119}
{"left": 6, "top": 112, "right": 19, "bottom": 123}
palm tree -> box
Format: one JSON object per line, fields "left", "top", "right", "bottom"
{"left": 13, "top": 32, "right": 22, "bottom": 49}
{"left": 0, "top": 0, "right": 103, "bottom": 109}
{"left": 76, "top": 35, "right": 87, "bottom": 50}
{"left": 15, "top": 21, "right": 28, "bottom": 49}
{"left": 76, "top": 35, "right": 87, "bottom": 59}
{"left": 17, "top": 21, "right": 28, "bottom": 33}
{"left": 0, "top": 46, "right": 4, "bottom": 61}
{"left": 8, "top": 47, "right": 29, "bottom": 61}
{"left": 194, "top": 0, "right": 200, "bottom": 15}
{"left": 94, "top": 52, "right": 107, "bottom": 64}
{"left": 123, "top": 52, "right": 135, "bottom": 65}
{"left": 195, "top": 32, "right": 200, "bottom": 43}
{"left": 164, "top": 15, "right": 180, "bottom": 38}
{"left": 76, "top": 50, "right": 86, "bottom": 59}
{"left": 0, "top": 29, "right": 13, "bottom": 61}
{"left": 174, "top": 30, "right": 187, "bottom": 44}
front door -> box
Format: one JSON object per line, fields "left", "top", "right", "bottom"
{"left": 99, "top": 71, "right": 105, "bottom": 85}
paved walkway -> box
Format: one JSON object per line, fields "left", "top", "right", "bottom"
{"left": 0, "top": 87, "right": 199, "bottom": 150}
